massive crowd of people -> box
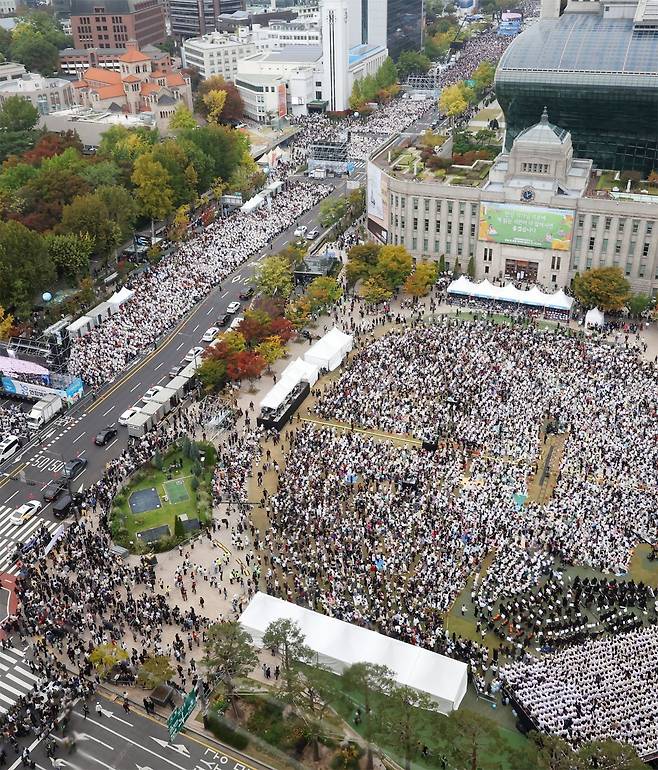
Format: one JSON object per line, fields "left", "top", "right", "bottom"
{"left": 66, "top": 182, "right": 332, "bottom": 387}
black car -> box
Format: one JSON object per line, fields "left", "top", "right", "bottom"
{"left": 217, "top": 313, "right": 230, "bottom": 327}
{"left": 239, "top": 287, "right": 255, "bottom": 300}
{"left": 95, "top": 426, "right": 118, "bottom": 446}
{"left": 43, "top": 477, "right": 68, "bottom": 502}
{"left": 63, "top": 457, "right": 88, "bottom": 479}
{"left": 52, "top": 493, "right": 73, "bottom": 520}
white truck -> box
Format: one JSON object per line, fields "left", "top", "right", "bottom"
{"left": 26, "top": 394, "right": 64, "bottom": 431}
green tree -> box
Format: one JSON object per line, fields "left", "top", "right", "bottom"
{"left": 467, "top": 255, "right": 476, "bottom": 278}
{"left": 216, "top": 329, "right": 246, "bottom": 354}
{"left": 196, "top": 75, "right": 244, "bottom": 122}
{"left": 473, "top": 60, "right": 495, "bottom": 95}
{"left": 285, "top": 295, "right": 312, "bottom": 328}
{"left": 576, "top": 739, "right": 645, "bottom": 770}
{"left": 89, "top": 643, "right": 129, "bottom": 680}
{"left": 439, "top": 83, "right": 468, "bottom": 122}
{"left": 627, "top": 292, "right": 650, "bottom": 316}
{"left": 305, "top": 276, "right": 343, "bottom": 311}
{"left": 573, "top": 266, "right": 631, "bottom": 311}
{"left": 96, "top": 184, "right": 139, "bottom": 241}
{"left": 11, "top": 29, "right": 58, "bottom": 75}
{"left": 203, "top": 621, "right": 258, "bottom": 719}
{"left": 45, "top": 232, "right": 93, "bottom": 279}
{"left": 530, "top": 732, "right": 576, "bottom": 770}
{"left": 169, "top": 103, "right": 197, "bottom": 131}
{"left": 376, "top": 56, "right": 398, "bottom": 88}
{"left": 383, "top": 684, "right": 437, "bottom": 770}
{"left": 349, "top": 78, "right": 364, "bottom": 111}
{"left": 0, "top": 220, "right": 54, "bottom": 313}
{"left": 377, "top": 244, "right": 414, "bottom": 288}
{"left": 253, "top": 255, "right": 294, "bottom": 298}
{"left": 80, "top": 160, "right": 120, "bottom": 189}
{"left": 0, "top": 95, "right": 38, "bottom": 131}
{"left": 262, "top": 618, "right": 312, "bottom": 703}
{"left": 319, "top": 197, "right": 349, "bottom": 227}
{"left": 132, "top": 154, "right": 174, "bottom": 241}
{"left": 137, "top": 655, "right": 175, "bottom": 690}
{"left": 59, "top": 193, "right": 119, "bottom": 258}
{"left": 448, "top": 709, "right": 511, "bottom": 770}
{"left": 342, "top": 663, "right": 394, "bottom": 770}
{"left": 397, "top": 50, "right": 431, "bottom": 80}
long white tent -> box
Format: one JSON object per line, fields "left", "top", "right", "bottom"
{"left": 303, "top": 327, "right": 353, "bottom": 371}
{"left": 447, "top": 276, "right": 573, "bottom": 311}
{"left": 240, "top": 593, "right": 468, "bottom": 714}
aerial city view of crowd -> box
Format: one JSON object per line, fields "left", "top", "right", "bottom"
{"left": 0, "top": 10, "right": 657, "bottom": 766}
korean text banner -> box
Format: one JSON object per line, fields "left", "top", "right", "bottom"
{"left": 479, "top": 202, "right": 574, "bottom": 251}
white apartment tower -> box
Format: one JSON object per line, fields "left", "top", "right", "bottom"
{"left": 321, "top": 0, "right": 350, "bottom": 112}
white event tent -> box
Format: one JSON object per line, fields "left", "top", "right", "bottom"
{"left": 447, "top": 277, "right": 573, "bottom": 312}
{"left": 585, "top": 307, "right": 605, "bottom": 327}
{"left": 260, "top": 357, "right": 320, "bottom": 411}
{"left": 303, "top": 327, "right": 353, "bottom": 371}
{"left": 240, "top": 593, "right": 468, "bottom": 714}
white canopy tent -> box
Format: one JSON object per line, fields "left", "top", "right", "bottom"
{"left": 240, "top": 593, "right": 468, "bottom": 714}
{"left": 108, "top": 286, "right": 135, "bottom": 307}
{"left": 240, "top": 194, "right": 264, "bottom": 214}
{"left": 260, "top": 378, "right": 300, "bottom": 411}
{"left": 304, "top": 327, "right": 353, "bottom": 372}
{"left": 447, "top": 278, "right": 574, "bottom": 312}
{"left": 280, "top": 357, "right": 320, "bottom": 386}
{"left": 585, "top": 307, "right": 605, "bottom": 327}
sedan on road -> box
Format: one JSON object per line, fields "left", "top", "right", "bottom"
{"left": 294, "top": 225, "right": 308, "bottom": 237}
{"left": 118, "top": 406, "right": 141, "bottom": 426}
{"left": 43, "top": 477, "right": 68, "bottom": 502}
{"left": 202, "top": 326, "right": 220, "bottom": 343}
{"left": 217, "top": 313, "right": 230, "bottom": 327}
{"left": 183, "top": 347, "right": 204, "bottom": 363}
{"left": 9, "top": 500, "right": 42, "bottom": 526}
{"left": 63, "top": 457, "right": 88, "bottom": 479}
{"left": 143, "top": 385, "right": 165, "bottom": 401}
{"left": 238, "top": 287, "right": 255, "bottom": 301}
{"left": 94, "top": 426, "right": 118, "bottom": 446}
{"left": 226, "top": 301, "right": 241, "bottom": 314}
{"left": 306, "top": 227, "right": 320, "bottom": 239}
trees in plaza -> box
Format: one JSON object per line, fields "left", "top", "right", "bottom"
{"left": 203, "top": 89, "right": 227, "bottom": 125}
{"left": 137, "top": 654, "right": 175, "bottom": 690}
{"left": 306, "top": 276, "right": 343, "bottom": 312}
{"left": 203, "top": 621, "right": 259, "bottom": 718}
{"left": 342, "top": 663, "right": 394, "bottom": 770}
{"left": 439, "top": 83, "right": 469, "bottom": 123}
{"left": 376, "top": 244, "right": 414, "bottom": 288}
{"left": 0, "top": 220, "right": 55, "bottom": 314}
{"left": 396, "top": 50, "right": 432, "bottom": 80}
{"left": 253, "top": 255, "right": 294, "bottom": 298}
{"left": 572, "top": 266, "right": 631, "bottom": 311}
{"left": 45, "top": 232, "right": 93, "bottom": 279}
{"left": 196, "top": 75, "right": 244, "bottom": 122}
{"left": 627, "top": 292, "right": 651, "bottom": 317}
{"left": 382, "top": 684, "right": 437, "bottom": 770}
{"left": 89, "top": 643, "right": 129, "bottom": 680}
{"left": 132, "top": 155, "right": 175, "bottom": 242}
{"left": 403, "top": 260, "right": 438, "bottom": 297}
{"left": 262, "top": 618, "right": 312, "bottom": 703}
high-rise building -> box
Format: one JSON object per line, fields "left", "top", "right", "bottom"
{"left": 321, "top": 0, "right": 349, "bottom": 112}
{"left": 70, "top": 0, "right": 166, "bottom": 49}
{"left": 169, "top": 0, "right": 244, "bottom": 39}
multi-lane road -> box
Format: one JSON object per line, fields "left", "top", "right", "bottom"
{"left": 12, "top": 695, "right": 268, "bottom": 770}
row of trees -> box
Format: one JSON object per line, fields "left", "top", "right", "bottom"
{"left": 0, "top": 97, "right": 253, "bottom": 313}
{"left": 438, "top": 61, "right": 496, "bottom": 122}
{"left": 348, "top": 57, "right": 399, "bottom": 112}
{"left": 0, "top": 11, "right": 70, "bottom": 76}
{"left": 201, "top": 619, "right": 648, "bottom": 770}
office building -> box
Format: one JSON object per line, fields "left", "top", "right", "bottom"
{"left": 70, "top": 0, "right": 166, "bottom": 49}
{"left": 366, "top": 110, "right": 658, "bottom": 297}
{"left": 169, "top": 0, "right": 244, "bottom": 39}
{"left": 496, "top": 0, "right": 658, "bottom": 175}
{"left": 181, "top": 31, "right": 257, "bottom": 80}
{"left": 59, "top": 43, "right": 171, "bottom": 76}
{"left": 0, "top": 72, "right": 75, "bottom": 115}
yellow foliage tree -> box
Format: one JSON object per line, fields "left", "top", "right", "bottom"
{"left": 439, "top": 83, "right": 468, "bottom": 123}
{"left": 0, "top": 307, "right": 14, "bottom": 341}
{"left": 203, "top": 90, "right": 227, "bottom": 124}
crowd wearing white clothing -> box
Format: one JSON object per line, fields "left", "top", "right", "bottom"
{"left": 67, "top": 183, "right": 332, "bottom": 387}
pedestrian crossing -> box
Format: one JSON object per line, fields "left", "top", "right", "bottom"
{"left": 0, "top": 505, "right": 61, "bottom": 575}
{"left": 0, "top": 644, "right": 37, "bottom": 714}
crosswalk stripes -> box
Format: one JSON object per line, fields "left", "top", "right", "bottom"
{"left": 0, "top": 644, "right": 36, "bottom": 714}
{"left": 0, "top": 504, "right": 61, "bottom": 575}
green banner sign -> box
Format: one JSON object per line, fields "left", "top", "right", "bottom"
{"left": 479, "top": 202, "right": 574, "bottom": 251}
{"left": 167, "top": 689, "right": 197, "bottom": 741}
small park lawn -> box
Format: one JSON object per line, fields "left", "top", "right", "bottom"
{"left": 111, "top": 441, "right": 215, "bottom": 552}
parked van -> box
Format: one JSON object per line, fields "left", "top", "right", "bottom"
{"left": 0, "top": 435, "right": 21, "bottom": 465}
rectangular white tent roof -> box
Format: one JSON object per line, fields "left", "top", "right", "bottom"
{"left": 240, "top": 593, "right": 468, "bottom": 714}
{"left": 280, "top": 357, "right": 320, "bottom": 386}
{"left": 447, "top": 278, "right": 573, "bottom": 311}
{"left": 303, "top": 327, "right": 353, "bottom": 372}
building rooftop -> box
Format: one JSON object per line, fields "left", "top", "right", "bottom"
{"left": 0, "top": 73, "right": 70, "bottom": 93}
{"left": 50, "top": 106, "right": 155, "bottom": 127}
{"left": 258, "top": 44, "right": 322, "bottom": 62}
{"left": 515, "top": 107, "right": 569, "bottom": 146}
{"left": 348, "top": 43, "right": 386, "bottom": 65}
{"left": 497, "top": 13, "right": 658, "bottom": 82}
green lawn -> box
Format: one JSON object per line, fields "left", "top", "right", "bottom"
{"left": 112, "top": 446, "right": 213, "bottom": 550}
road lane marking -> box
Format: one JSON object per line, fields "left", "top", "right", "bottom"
{"left": 102, "top": 406, "right": 115, "bottom": 417}
{"left": 72, "top": 432, "right": 86, "bottom": 444}
{"left": 192, "top": 323, "right": 200, "bottom": 332}
{"left": 3, "top": 490, "right": 18, "bottom": 504}
{"left": 105, "top": 438, "right": 119, "bottom": 451}
{"left": 206, "top": 307, "right": 214, "bottom": 315}
{"left": 129, "top": 382, "right": 142, "bottom": 393}
{"left": 175, "top": 342, "right": 185, "bottom": 351}
{"left": 221, "top": 291, "right": 229, "bottom": 298}
{"left": 154, "top": 361, "right": 164, "bottom": 370}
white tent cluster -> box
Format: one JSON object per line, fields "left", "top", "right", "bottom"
{"left": 240, "top": 593, "right": 468, "bottom": 714}
{"left": 260, "top": 327, "right": 353, "bottom": 412}
{"left": 585, "top": 307, "right": 605, "bottom": 328}
{"left": 447, "top": 276, "right": 574, "bottom": 312}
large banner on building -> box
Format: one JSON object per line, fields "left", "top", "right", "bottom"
{"left": 367, "top": 161, "right": 384, "bottom": 220}
{"left": 479, "top": 202, "right": 574, "bottom": 251}
{"left": 277, "top": 83, "right": 287, "bottom": 118}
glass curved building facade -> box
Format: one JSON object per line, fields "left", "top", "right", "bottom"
{"left": 496, "top": 13, "right": 658, "bottom": 174}
{"left": 387, "top": 0, "right": 423, "bottom": 59}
